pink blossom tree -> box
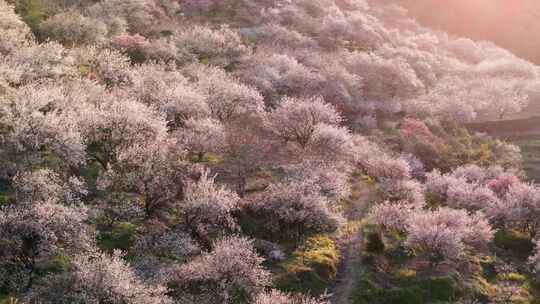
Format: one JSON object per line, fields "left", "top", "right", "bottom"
{"left": 487, "top": 174, "right": 520, "bottom": 197}
{"left": 252, "top": 24, "right": 317, "bottom": 50}
{"left": 361, "top": 154, "right": 412, "bottom": 181}
{"left": 405, "top": 208, "right": 494, "bottom": 265}
{"left": 305, "top": 123, "right": 356, "bottom": 164}
{"left": 27, "top": 250, "right": 172, "bottom": 304}
{"left": 176, "top": 118, "right": 226, "bottom": 161}
{"left": 306, "top": 57, "right": 365, "bottom": 120}
{"left": 236, "top": 52, "right": 324, "bottom": 105}
{"left": 112, "top": 34, "right": 178, "bottom": 63}
{"left": 13, "top": 169, "right": 87, "bottom": 205}
{"left": 188, "top": 65, "right": 265, "bottom": 123}
{"left": 529, "top": 240, "right": 540, "bottom": 280}
{"left": 182, "top": 169, "right": 240, "bottom": 245}
{"left": 284, "top": 163, "right": 352, "bottom": 201}
{"left": 168, "top": 236, "right": 271, "bottom": 303}
{"left": 39, "top": 10, "right": 108, "bottom": 46}
{"left": 133, "top": 225, "right": 200, "bottom": 279}
{"left": 97, "top": 138, "right": 186, "bottom": 219}
{"left": 71, "top": 46, "right": 131, "bottom": 87}
{"left": 255, "top": 290, "right": 330, "bottom": 304}
{"left": 0, "top": 0, "right": 31, "bottom": 55}
{"left": 246, "top": 180, "right": 344, "bottom": 241}
{"left": 486, "top": 182, "right": 540, "bottom": 237}
{"left": 370, "top": 200, "right": 416, "bottom": 232}
{"left": 72, "top": 250, "right": 171, "bottom": 304}
{"left": 378, "top": 179, "right": 425, "bottom": 206}
{"left": 425, "top": 168, "right": 502, "bottom": 210}
{"left": 125, "top": 63, "right": 209, "bottom": 128}
{"left": 0, "top": 82, "right": 86, "bottom": 172}
{"left": 1, "top": 41, "right": 78, "bottom": 85}
{"left": 218, "top": 123, "right": 277, "bottom": 197}
{"left": 175, "top": 25, "right": 249, "bottom": 68}
{"left": 0, "top": 201, "right": 91, "bottom": 292}
{"left": 264, "top": 96, "right": 342, "bottom": 148}
{"left": 343, "top": 51, "right": 424, "bottom": 104}
{"left": 80, "top": 98, "right": 168, "bottom": 170}
{"left": 87, "top": 0, "right": 169, "bottom": 36}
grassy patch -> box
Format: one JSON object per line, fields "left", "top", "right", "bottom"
{"left": 352, "top": 272, "right": 457, "bottom": 304}
{"left": 497, "top": 272, "right": 527, "bottom": 283}
{"left": 97, "top": 221, "right": 137, "bottom": 253}
{"left": 275, "top": 235, "right": 339, "bottom": 295}
{"left": 188, "top": 152, "right": 222, "bottom": 164}
{"left": 0, "top": 295, "right": 18, "bottom": 304}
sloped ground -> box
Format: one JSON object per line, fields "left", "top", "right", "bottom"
{"left": 331, "top": 179, "right": 374, "bottom": 304}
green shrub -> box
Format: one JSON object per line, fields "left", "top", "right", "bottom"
{"left": 365, "top": 232, "right": 385, "bottom": 254}
{"left": 497, "top": 272, "right": 527, "bottom": 283}
{"left": 97, "top": 221, "right": 137, "bottom": 252}
{"left": 14, "top": 0, "right": 47, "bottom": 33}
{"left": 416, "top": 277, "right": 457, "bottom": 301}
{"left": 237, "top": 212, "right": 272, "bottom": 241}
{"left": 77, "top": 162, "right": 101, "bottom": 194}
{"left": 40, "top": 253, "right": 71, "bottom": 274}
{"left": 0, "top": 195, "right": 12, "bottom": 206}
{"left": 0, "top": 178, "right": 14, "bottom": 206}
{"left": 494, "top": 229, "right": 534, "bottom": 258}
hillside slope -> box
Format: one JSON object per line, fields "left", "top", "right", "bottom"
{"left": 2, "top": 0, "right": 540, "bottom": 303}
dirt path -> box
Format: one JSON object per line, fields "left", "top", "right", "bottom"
{"left": 330, "top": 179, "right": 373, "bottom": 304}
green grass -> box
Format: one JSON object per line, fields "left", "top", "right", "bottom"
{"left": 188, "top": 152, "right": 223, "bottom": 164}
{"left": 497, "top": 272, "right": 527, "bottom": 283}
{"left": 352, "top": 272, "right": 458, "bottom": 304}
{"left": 97, "top": 221, "right": 137, "bottom": 253}
{"left": 0, "top": 178, "right": 14, "bottom": 206}
{"left": 275, "top": 235, "right": 340, "bottom": 296}
{"left": 0, "top": 295, "right": 18, "bottom": 304}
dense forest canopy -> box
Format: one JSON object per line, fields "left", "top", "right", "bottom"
{"left": 1, "top": 0, "right": 540, "bottom": 303}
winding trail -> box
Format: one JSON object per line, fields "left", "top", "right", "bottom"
{"left": 331, "top": 179, "right": 373, "bottom": 304}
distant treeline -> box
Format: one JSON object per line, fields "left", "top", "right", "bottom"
{"left": 397, "top": 0, "right": 540, "bottom": 64}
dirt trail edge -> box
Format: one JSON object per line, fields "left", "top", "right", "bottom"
{"left": 330, "top": 179, "right": 373, "bottom": 304}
